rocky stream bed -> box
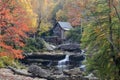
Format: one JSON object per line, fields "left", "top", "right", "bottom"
{"left": 0, "top": 44, "right": 98, "bottom": 80}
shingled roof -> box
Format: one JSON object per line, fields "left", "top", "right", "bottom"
{"left": 58, "top": 21, "right": 73, "bottom": 30}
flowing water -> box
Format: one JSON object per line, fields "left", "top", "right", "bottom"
{"left": 57, "top": 50, "right": 86, "bottom": 72}
{"left": 57, "top": 55, "right": 70, "bottom": 72}
{"left": 79, "top": 50, "right": 86, "bottom": 71}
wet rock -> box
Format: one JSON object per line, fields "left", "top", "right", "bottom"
{"left": 52, "top": 74, "right": 69, "bottom": 80}
{"left": 52, "top": 74, "right": 85, "bottom": 80}
{"left": 28, "top": 65, "right": 50, "bottom": 78}
{"left": 84, "top": 73, "right": 99, "bottom": 80}
{"left": 21, "top": 52, "right": 85, "bottom": 68}
{"left": 24, "top": 53, "right": 65, "bottom": 60}
{"left": 57, "top": 43, "right": 81, "bottom": 52}
{"left": 51, "top": 68, "right": 86, "bottom": 80}
{"left": 63, "top": 68, "right": 82, "bottom": 76}
{"left": 0, "top": 68, "right": 47, "bottom": 80}
{"left": 43, "top": 40, "right": 56, "bottom": 51}
{"left": 69, "top": 54, "right": 85, "bottom": 61}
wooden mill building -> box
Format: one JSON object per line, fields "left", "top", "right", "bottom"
{"left": 52, "top": 21, "right": 73, "bottom": 40}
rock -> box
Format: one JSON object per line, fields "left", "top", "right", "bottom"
{"left": 52, "top": 74, "right": 85, "bottom": 80}
{"left": 69, "top": 54, "right": 85, "bottom": 61}
{"left": 84, "top": 73, "right": 99, "bottom": 80}
{"left": 24, "top": 53, "right": 65, "bottom": 60}
{"left": 52, "top": 74, "right": 69, "bottom": 80}
{"left": 21, "top": 53, "right": 65, "bottom": 65}
{"left": 52, "top": 68, "right": 89, "bottom": 80}
{"left": 57, "top": 43, "right": 81, "bottom": 52}
{"left": 63, "top": 68, "right": 82, "bottom": 76}
{"left": 28, "top": 65, "right": 50, "bottom": 78}
{"left": 21, "top": 51, "right": 85, "bottom": 68}
{"left": 42, "top": 38, "right": 56, "bottom": 51}
{"left": 0, "top": 68, "right": 47, "bottom": 80}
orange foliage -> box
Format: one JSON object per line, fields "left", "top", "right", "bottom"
{"left": 64, "top": 1, "right": 82, "bottom": 26}
{"left": 0, "top": 0, "right": 30, "bottom": 59}
{"left": 64, "top": 0, "right": 88, "bottom": 27}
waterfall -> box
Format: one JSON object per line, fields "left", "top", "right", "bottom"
{"left": 57, "top": 55, "right": 70, "bottom": 71}
{"left": 79, "top": 50, "right": 86, "bottom": 71}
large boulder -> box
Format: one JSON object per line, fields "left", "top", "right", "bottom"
{"left": 41, "top": 38, "right": 56, "bottom": 51}
{"left": 84, "top": 73, "right": 99, "bottom": 80}
{"left": 24, "top": 53, "right": 65, "bottom": 60}
{"left": 52, "top": 75, "right": 85, "bottom": 80}
{"left": 28, "top": 65, "right": 50, "bottom": 78}
{"left": 52, "top": 74, "right": 70, "bottom": 80}
{"left": 57, "top": 43, "right": 81, "bottom": 52}
{"left": 52, "top": 68, "right": 89, "bottom": 80}
{"left": 63, "top": 68, "right": 82, "bottom": 76}
{"left": 69, "top": 54, "right": 85, "bottom": 61}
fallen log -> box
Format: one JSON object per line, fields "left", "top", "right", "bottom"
{"left": 7, "top": 66, "right": 54, "bottom": 80}
{"left": 7, "top": 66, "right": 33, "bottom": 77}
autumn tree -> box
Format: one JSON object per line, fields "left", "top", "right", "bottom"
{"left": 64, "top": 0, "right": 82, "bottom": 26}
{"left": 18, "top": 0, "right": 37, "bottom": 28}
{"left": 81, "top": 0, "right": 120, "bottom": 79}
{"left": 54, "top": 0, "right": 87, "bottom": 27}
{"left": 0, "top": 0, "right": 30, "bottom": 59}
{"left": 30, "top": 0, "right": 53, "bottom": 38}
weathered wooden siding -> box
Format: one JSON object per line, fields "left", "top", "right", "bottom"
{"left": 53, "top": 24, "right": 62, "bottom": 38}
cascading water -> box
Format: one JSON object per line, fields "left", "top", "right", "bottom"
{"left": 57, "top": 55, "right": 70, "bottom": 72}
{"left": 79, "top": 50, "right": 86, "bottom": 71}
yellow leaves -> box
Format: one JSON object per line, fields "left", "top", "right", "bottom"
{"left": 94, "top": 25, "right": 109, "bottom": 41}
{"left": 82, "top": 32, "right": 87, "bottom": 36}
{"left": 107, "top": 63, "right": 111, "bottom": 68}
{"left": 0, "top": 56, "right": 17, "bottom": 68}
{"left": 118, "top": 39, "right": 120, "bottom": 43}
{"left": 94, "top": 27, "right": 101, "bottom": 33}
{"left": 44, "top": 0, "right": 48, "bottom": 7}
{"left": 19, "top": 0, "right": 37, "bottom": 28}
{"left": 117, "top": 52, "right": 120, "bottom": 57}
{"left": 56, "top": 9, "right": 66, "bottom": 21}
{"left": 109, "top": 58, "right": 113, "bottom": 62}
{"left": 94, "top": 27, "right": 104, "bottom": 37}
{"left": 39, "top": 22, "right": 52, "bottom": 35}
{"left": 99, "top": 33, "right": 105, "bottom": 37}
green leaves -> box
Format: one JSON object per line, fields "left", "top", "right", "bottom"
{"left": 82, "top": 0, "right": 120, "bottom": 79}
{"left": 23, "top": 38, "right": 45, "bottom": 53}
{"left": 66, "top": 27, "right": 82, "bottom": 43}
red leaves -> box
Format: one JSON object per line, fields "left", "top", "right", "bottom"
{"left": 12, "top": 49, "right": 24, "bottom": 59}
{"left": 0, "top": 43, "right": 24, "bottom": 59}
{"left": 0, "top": 52, "right": 8, "bottom": 57}
{"left": 0, "top": 43, "right": 12, "bottom": 50}
{"left": 64, "top": 1, "right": 84, "bottom": 27}
{"left": 0, "top": 0, "right": 30, "bottom": 59}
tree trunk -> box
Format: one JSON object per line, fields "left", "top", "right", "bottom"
{"left": 108, "top": 0, "right": 114, "bottom": 53}
{"left": 34, "top": 17, "right": 41, "bottom": 39}
{"left": 7, "top": 66, "right": 33, "bottom": 77}
{"left": 108, "top": 0, "right": 120, "bottom": 75}
{"left": 111, "top": 0, "right": 120, "bottom": 50}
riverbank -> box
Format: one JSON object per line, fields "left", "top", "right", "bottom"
{"left": 0, "top": 49, "right": 97, "bottom": 80}
{"left": 0, "top": 67, "right": 98, "bottom": 80}
{"left": 0, "top": 68, "right": 46, "bottom": 80}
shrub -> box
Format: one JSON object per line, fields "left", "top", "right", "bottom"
{"left": 0, "top": 56, "right": 14, "bottom": 68}
{"left": 66, "top": 27, "right": 82, "bottom": 43}
{"left": 23, "top": 38, "right": 45, "bottom": 53}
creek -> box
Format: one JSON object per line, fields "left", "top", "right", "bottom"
{"left": 20, "top": 51, "right": 89, "bottom": 80}
{"left": 57, "top": 55, "right": 70, "bottom": 72}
